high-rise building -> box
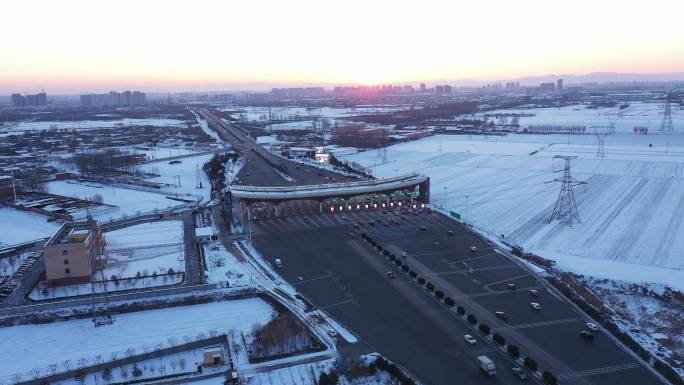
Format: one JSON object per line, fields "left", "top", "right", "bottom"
{"left": 80, "top": 91, "right": 146, "bottom": 106}
{"left": 540, "top": 82, "right": 555, "bottom": 91}
{"left": 420, "top": 83, "right": 426, "bottom": 93}
{"left": 11, "top": 92, "right": 47, "bottom": 107}
{"left": 557, "top": 78, "right": 564, "bottom": 91}
{"left": 11, "top": 93, "right": 26, "bottom": 107}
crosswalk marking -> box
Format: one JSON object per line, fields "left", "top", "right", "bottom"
{"left": 494, "top": 317, "right": 581, "bottom": 331}
{"left": 557, "top": 362, "right": 641, "bottom": 380}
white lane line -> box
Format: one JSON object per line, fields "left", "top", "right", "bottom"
{"left": 557, "top": 362, "right": 641, "bottom": 380}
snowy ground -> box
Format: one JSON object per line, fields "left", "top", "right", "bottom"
{"left": 54, "top": 346, "right": 213, "bottom": 385}
{"left": 0, "top": 298, "right": 275, "bottom": 384}
{"left": 342, "top": 103, "right": 684, "bottom": 290}
{"left": 29, "top": 221, "right": 185, "bottom": 300}
{"left": 105, "top": 220, "right": 184, "bottom": 277}
{"left": 0, "top": 207, "right": 59, "bottom": 247}
{"left": 138, "top": 152, "right": 215, "bottom": 202}
{"left": 46, "top": 180, "right": 186, "bottom": 221}
{"left": 5, "top": 118, "right": 185, "bottom": 132}
{"left": 204, "top": 241, "right": 251, "bottom": 288}
{"left": 583, "top": 277, "right": 684, "bottom": 376}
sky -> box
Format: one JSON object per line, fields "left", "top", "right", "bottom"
{"left": 1, "top": 0, "right": 683, "bottom": 94}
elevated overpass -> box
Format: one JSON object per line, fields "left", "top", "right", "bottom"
{"left": 229, "top": 173, "right": 430, "bottom": 205}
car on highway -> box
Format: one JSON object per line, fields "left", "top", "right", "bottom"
{"left": 580, "top": 330, "right": 594, "bottom": 341}
{"left": 495, "top": 311, "right": 508, "bottom": 320}
{"left": 469, "top": 246, "right": 477, "bottom": 252}
{"left": 529, "top": 289, "right": 540, "bottom": 297}
{"left": 507, "top": 283, "right": 516, "bottom": 290}
{"left": 586, "top": 322, "right": 599, "bottom": 331}
{"left": 348, "top": 233, "right": 357, "bottom": 239}
{"left": 327, "top": 329, "right": 338, "bottom": 338}
{"left": 530, "top": 302, "right": 541, "bottom": 310}
{"left": 303, "top": 216, "right": 309, "bottom": 222}
{"left": 447, "top": 230, "right": 454, "bottom": 236}
{"left": 512, "top": 367, "right": 528, "bottom": 380}
{"left": 401, "top": 252, "right": 408, "bottom": 258}
{"left": 464, "top": 334, "right": 477, "bottom": 345}
{"left": 369, "top": 220, "right": 376, "bottom": 226}
{"left": 387, "top": 271, "right": 396, "bottom": 279}
{"left": 418, "top": 225, "right": 427, "bottom": 231}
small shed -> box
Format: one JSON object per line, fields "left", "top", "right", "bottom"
{"left": 203, "top": 346, "right": 225, "bottom": 366}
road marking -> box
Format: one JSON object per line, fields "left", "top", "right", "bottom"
{"left": 557, "top": 362, "right": 641, "bottom": 380}
{"left": 320, "top": 299, "right": 359, "bottom": 310}
{"left": 482, "top": 273, "right": 533, "bottom": 289}
{"left": 293, "top": 272, "right": 333, "bottom": 286}
{"left": 493, "top": 317, "right": 582, "bottom": 331}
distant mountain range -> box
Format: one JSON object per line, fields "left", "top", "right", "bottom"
{"left": 446, "top": 72, "right": 684, "bottom": 87}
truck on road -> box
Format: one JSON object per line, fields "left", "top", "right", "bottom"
{"left": 477, "top": 356, "right": 496, "bottom": 376}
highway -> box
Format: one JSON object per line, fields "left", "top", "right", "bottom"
{"left": 192, "top": 108, "right": 357, "bottom": 187}
{"left": 250, "top": 210, "right": 662, "bottom": 385}
{"left": 198, "top": 106, "right": 665, "bottom": 385}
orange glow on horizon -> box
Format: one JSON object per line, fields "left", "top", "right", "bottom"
{"left": 1, "top": 0, "right": 683, "bottom": 93}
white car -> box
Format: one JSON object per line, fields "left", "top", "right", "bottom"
{"left": 327, "top": 329, "right": 338, "bottom": 337}
{"left": 586, "top": 322, "right": 599, "bottom": 331}
{"left": 401, "top": 252, "right": 408, "bottom": 258}
{"left": 469, "top": 246, "right": 478, "bottom": 252}
{"left": 530, "top": 302, "right": 541, "bottom": 310}
{"left": 464, "top": 334, "right": 477, "bottom": 345}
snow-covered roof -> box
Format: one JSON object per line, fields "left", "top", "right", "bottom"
{"left": 230, "top": 173, "right": 428, "bottom": 201}
{"left": 195, "top": 226, "right": 214, "bottom": 237}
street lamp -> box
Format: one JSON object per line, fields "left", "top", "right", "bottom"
{"left": 443, "top": 187, "right": 447, "bottom": 214}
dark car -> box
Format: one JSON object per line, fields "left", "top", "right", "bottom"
{"left": 418, "top": 226, "right": 427, "bottom": 231}
{"left": 495, "top": 311, "right": 508, "bottom": 320}
{"left": 580, "top": 330, "right": 594, "bottom": 341}
{"left": 303, "top": 216, "right": 310, "bottom": 223}
{"left": 387, "top": 271, "right": 396, "bottom": 279}
{"left": 512, "top": 367, "right": 528, "bottom": 380}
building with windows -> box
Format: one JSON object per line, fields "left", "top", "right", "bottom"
{"left": 80, "top": 90, "right": 146, "bottom": 106}
{"left": 43, "top": 220, "right": 105, "bottom": 286}
{"left": 11, "top": 92, "right": 47, "bottom": 107}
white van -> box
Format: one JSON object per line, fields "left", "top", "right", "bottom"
{"left": 275, "top": 258, "right": 282, "bottom": 268}
{"left": 477, "top": 356, "right": 496, "bottom": 376}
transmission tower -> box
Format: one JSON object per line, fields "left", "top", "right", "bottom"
{"left": 547, "top": 155, "right": 586, "bottom": 225}
{"left": 594, "top": 129, "right": 608, "bottom": 158}
{"left": 659, "top": 92, "right": 674, "bottom": 133}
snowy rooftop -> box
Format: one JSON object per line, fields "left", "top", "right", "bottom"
{"left": 195, "top": 226, "right": 215, "bottom": 237}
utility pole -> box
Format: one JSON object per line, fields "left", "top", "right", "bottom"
{"left": 547, "top": 155, "right": 586, "bottom": 225}
{"left": 11, "top": 169, "right": 17, "bottom": 203}
{"left": 443, "top": 187, "right": 447, "bottom": 213}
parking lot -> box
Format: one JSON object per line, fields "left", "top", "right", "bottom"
{"left": 252, "top": 207, "right": 662, "bottom": 385}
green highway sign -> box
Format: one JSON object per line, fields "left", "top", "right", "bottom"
{"left": 450, "top": 211, "right": 461, "bottom": 220}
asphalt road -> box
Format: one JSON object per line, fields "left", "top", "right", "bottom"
{"left": 251, "top": 209, "right": 663, "bottom": 385}
{"left": 192, "top": 108, "right": 357, "bottom": 187}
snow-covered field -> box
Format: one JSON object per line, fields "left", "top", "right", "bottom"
{"left": 5, "top": 118, "right": 185, "bottom": 132}
{"left": 0, "top": 298, "right": 275, "bottom": 384}
{"left": 105, "top": 220, "right": 184, "bottom": 278}
{"left": 204, "top": 241, "right": 251, "bottom": 288}
{"left": 0, "top": 207, "right": 59, "bottom": 247}
{"left": 138, "top": 153, "right": 215, "bottom": 202}
{"left": 46, "top": 181, "right": 186, "bottom": 221}
{"left": 343, "top": 103, "right": 684, "bottom": 290}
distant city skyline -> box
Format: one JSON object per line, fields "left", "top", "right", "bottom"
{"left": 1, "top": 0, "right": 683, "bottom": 94}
